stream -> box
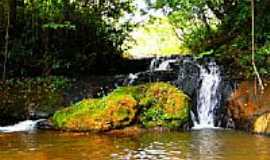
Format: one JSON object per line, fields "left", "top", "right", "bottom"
{"left": 1, "top": 130, "right": 270, "bottom": 160}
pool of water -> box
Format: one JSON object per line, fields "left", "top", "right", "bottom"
{"left": 0, "top": 130, "right": 270, "bottom": 160}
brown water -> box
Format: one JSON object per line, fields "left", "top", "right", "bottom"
{"left": 0, "top": 130, "right": 270, "bottom": 160}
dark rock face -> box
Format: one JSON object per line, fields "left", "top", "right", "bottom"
{"left": 36, "top": 119, "right": 54, "bottom": 130}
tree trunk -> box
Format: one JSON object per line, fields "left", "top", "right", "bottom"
{"left": 9, "top": 0, "right": 16, "bottom": 33}
{"left": 2, "top": 1, "right": 10, "bottom": 80}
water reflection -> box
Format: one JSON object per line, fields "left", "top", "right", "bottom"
{"left": 0, "top": 130, "right": 270, "bottom": 160}
{"left": 189, "top": 130, "right": 223, "bottom": 160}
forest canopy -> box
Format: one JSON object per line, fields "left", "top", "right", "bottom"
{"left": 0, "top": 0, "right": 134, "bottom": 76}
{"left": 0, "top": 0, "right": 269, "bottom": 78}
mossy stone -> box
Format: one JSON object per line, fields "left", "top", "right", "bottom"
{"left": 52, "top": 82, "right": 191, "bottom": 131}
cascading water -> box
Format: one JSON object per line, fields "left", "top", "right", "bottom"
{"left": 0, "top": 119, "right": 45, "bottom": 133}
{"left": 192, "top": 62, "right": 221, "bottom": 129}
{"left": 149, "top": 57, "right": 177, "bottom": 71}
{"left": 127, "top": 73, "right": 139, "bottom": 85}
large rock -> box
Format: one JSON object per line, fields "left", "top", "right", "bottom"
{"left": 51, "top": 82, "right": 191, "bottom": 132}
{"left": 227, "top": 81, "right": 270, "bottom": 132}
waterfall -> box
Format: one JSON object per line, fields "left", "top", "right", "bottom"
{"left": 0, "top": 119, "right": 45, "bottom": 133}
{"left": 148, "top": 57, "right": 222, "bottom": 129}
{"left": 192, "top": 62, "right": 221, "bottom": 129}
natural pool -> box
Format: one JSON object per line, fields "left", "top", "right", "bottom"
{"left": 0, "top": 130, "right": 270, "bottom": 160}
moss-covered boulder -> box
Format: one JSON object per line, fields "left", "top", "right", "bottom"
{"left": 139, "top": 83, "right": 190, "bottom": 128}
{"left": 52, "top": 96, "right": 138, "bottom": 131}
{"left": 52, "top": 82, "right": 191, "bottom": 131}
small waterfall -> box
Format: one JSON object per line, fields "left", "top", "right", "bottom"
{"left": 149, "top": 57, "right": 160, "bottom": 71}
{"left": 156, "top": 59, "right": 177, "bottom": 71}
{"left": 149, "top": 57, "right": 222, "bottom": 129}
{"left": 127, "top": 73, "right": 139, "bottom": 85}
{"left": 0, "top": 119, "right": 45, "bottom": 133}
{"left": 149, "top": 57, "right": 177, "bottom": 71}
{"left": 192, "top": 62, "right": 221, "bottom": 129}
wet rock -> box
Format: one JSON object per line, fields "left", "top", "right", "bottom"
{"left": 253, "top": 112, "right": 270, "bottom": 135}
{"left": 227, "top": 81, "right": 270, "bottom": 132}
{"left": 36, "top": 119, "right": 54, "bottom": 130}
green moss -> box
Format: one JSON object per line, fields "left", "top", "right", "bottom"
{"left": 52, "top": 95, "right": 138, "bottom": 131}
{"left": 139, "top": 83, "right": 190, "bottom": 129}
{"left": 105, "top": 85, "right": 145, "bottom": 101}
{"left": 52, "top": 99, "right": 101, "bottom": 128}
{"left": 52, "top": 82, "right": 191, "bottom": 131}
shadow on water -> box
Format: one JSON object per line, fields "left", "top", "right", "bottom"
{"left": 0, "top": 130, "right": 270, "bottom": 160}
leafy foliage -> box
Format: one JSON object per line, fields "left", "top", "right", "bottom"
{"left": 125, "top": 16, "right": 190, "bottom": 57}
{"left": 150, "top": 0, "right": 270, "bottom": 78}
{"left": 0, "top": 0, "right": 134, "bottom": 77}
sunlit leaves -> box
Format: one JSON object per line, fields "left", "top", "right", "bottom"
{"left": 42, "top": 21, "right": 76, "bottom": 30}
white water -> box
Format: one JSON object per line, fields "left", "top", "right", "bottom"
{"left": 149, "top": 58, "right": 176, "bottom": 71}
{"left": 192, "top": 62, "right": 221, "bottom": 129}
{"left": 149, "top": 57, "right": 160, "bottom": 71}
{"left": 0, "top": 119, "right": 45, "bottom": 133}
{"left": 127, "top": 73, "right": 139, "bottom": 84}
{"left": 155, "top": 59, "right": 177, "bottom": 71}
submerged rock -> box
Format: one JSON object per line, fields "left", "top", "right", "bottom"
{"left": 51, "top": 82, "right": 191, "bottom": 132}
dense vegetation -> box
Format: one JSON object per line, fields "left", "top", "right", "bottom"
{"left": 0, "top": 0, "right": 134, "bottom": 77}
{"left": 151, "top": 0, "right": 270, "bottom": 78}
{"left": 0, "top": 0, "right": 269, "bottom": 79}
